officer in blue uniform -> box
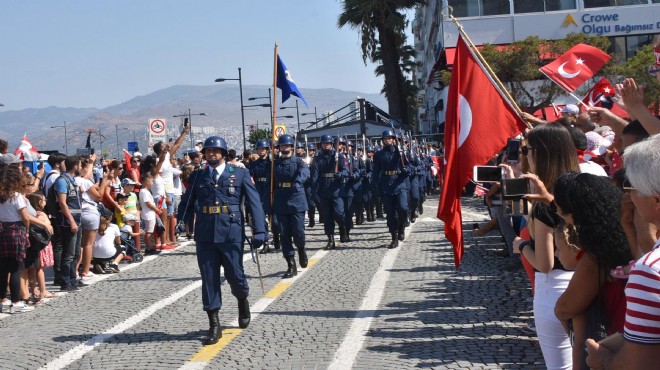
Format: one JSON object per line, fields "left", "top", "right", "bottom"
{"left": 372, "top": 130, "right": 409, "bottom": 248}
{"left": 270, "top": 135, "right": 309, "bottom": 278}
{"left": 405, "top": 138, "right": 421, "bottom": 224}
{"left": 349, "top": 141, "right": 365, "bottom": 226}
{"left": 304, "top": 143, "right": 317, "bottom": 228}
{"left": 248, "top": 139, "right": 272, "bottom": 250}
{"left": 363, "top": 145, "right": 375, "bottom": 222}
{"left": 310, "top": 134, "right": 348, "bottom": 249}
{"left": 338, "top": 137, "right": 359, "bottom": 242}
{"left": 179, "top": 136, "right": 266, "bottom": 346}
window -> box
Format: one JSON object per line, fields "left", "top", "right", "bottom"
{"left": 449, "top": 0, "right": 509, "bottom": 17}
{"left": 515, "top": 1, "right": 545, "bottom": 14}
{"left": 609, "top": 36, "right": 626, "bottom": 62}
{"left": 545, "top": 0, "right": 577, "bottom": 11}
{"left": 583, "top": 0, "right": 615, "bottom": 7}
{"left": 626, "top": 34, "right": 653, "bottom": 59}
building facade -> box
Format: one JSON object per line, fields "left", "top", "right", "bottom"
{"left": 413, "top": 0, "right": 660, "bottom": 139}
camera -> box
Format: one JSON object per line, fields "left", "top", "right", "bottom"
{"left": 506, "top": 138, "right": 521, "bottom": 163}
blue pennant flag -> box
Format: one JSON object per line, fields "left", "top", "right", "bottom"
{"left": 277, "top": 55, "right": 309, "bottom": 108}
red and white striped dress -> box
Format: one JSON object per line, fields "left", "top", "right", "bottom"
{"left": 623, "top": 239, "right": 660, "bottom": 344}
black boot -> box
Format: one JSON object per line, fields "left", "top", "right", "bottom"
{"left": 297, "top": 247, "right": 308, "bottom": 268}
{"left": 282, "top": 256, "right": 298, "bottom": 278}
{"left": 389, "top": 233, "right": 399, "bottom": 249}
{"left": 238, "top": 298, "right": 251, "bottom": 329}
{"left": 339, "top": 225, "right": 347, "bottom": 243}
{"left": 324, "top": 235, "right": 336, "bottom": 250}
{"left": 418, "top": 203, "right": 424, "bottom": 215}
{"left": 203, "top": 309, "right": 221, "bottom": 345}
{"left": 410, "top": 210, "right": 417, "bottom": 224}
{"left": 356, "top": 212, "right": 364, "bottom": 225}
{"left": 307, "top": 210, "right": 315, "bottom": 228}
{"left": 397, "top": 219, "right": 406, "bottom": 241}
{"left": 273, "top": 234, "right": 281, "bottom": 250}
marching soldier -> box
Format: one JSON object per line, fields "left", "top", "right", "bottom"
{"left": 249, "top": 139, "right": 272, "bottom": 251}
{"left": 350, "top": 141, "right": 366, "bottom": 226}
{"left": 310, "top": 134, "right": 348, "bottom": 250}
{"left": 270, "top": 134, "right": 309, "bottom": 278}
{"left": 405, "top": 137, "right": 421, "bottom": 224}
{"left": 363, "top": 145, "right": 376, "bottom": 222}
{"left": 372, "top": 130, "right": 409, "bottom": 248}
{"left": 295, "top": 141, "right": 306, "bottom": 158}
{"left": 336, "top": 137, "right": 357, "bottom": 242}
{"left": 304, "top": 143, "right": 317, "bottom": 228}
{"left": 179, "top": 136, "right": 266, "bottom": 345}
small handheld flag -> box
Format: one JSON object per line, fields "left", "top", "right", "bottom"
{"left": 539, "top": 43, "right": 611, "bottom": 92}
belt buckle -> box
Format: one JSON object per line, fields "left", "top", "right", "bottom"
{"left": 282, "top": 183, "right": 291, "bottom": 188}
{"left": 208, "top": 206, "right": 220, "bottom": 214}
{"left": 222, "top": 205, "right": 229, "bottom": 213}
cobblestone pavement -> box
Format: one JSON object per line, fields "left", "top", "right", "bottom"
{"left": 0, "top": 195, "right": 545, "bottom": 369}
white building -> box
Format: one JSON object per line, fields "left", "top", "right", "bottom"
{"left": 413, "top": 0, "right": 660, "bottom": 138}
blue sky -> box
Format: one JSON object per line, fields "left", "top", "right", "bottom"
{"left": 0, "top": 0, "right": 409, "bottom": 110}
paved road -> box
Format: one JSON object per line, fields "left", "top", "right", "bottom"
{"left": 0, "top": 195, "right": 545, "bottom": 369}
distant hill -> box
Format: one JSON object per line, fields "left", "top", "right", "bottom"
{"left": 0, "top": 85, "right": 386, "bottom": 157}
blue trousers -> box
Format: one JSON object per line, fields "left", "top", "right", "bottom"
{"left": 59, "top": 225, "right": 82, "bottom": 288}
{"left": 382, "top": 190, "right": 408, "bottom": 233}
{"left": 342, "top": 196, "right": 354, "bottom": 231}
{"left": 318, "top": 197, "right": 344, "bottom": 236}
{"left": 196, "top": 242, "right": 249, "bottom": 311}
{"left": 274, "top": 212, "right": 305, "bottom": 258}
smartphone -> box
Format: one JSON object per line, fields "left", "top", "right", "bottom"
{"left": 184, "top": 118, "right": 190, "bottom": 128}
{"left": 473, "top": 166, "right": 504, "bottom": 183}
{"left": 37, "top": 162, "right": 44, "bottom": 170}
{"left": 503, "top": 199, "right": 529, "bottom": 216}
{"left": 506, "top": 138, "right": 521, "bottom": 163}
{"left": 90, "top": 148, "right": 95, "bottom": 155}
{"left": 502, "top": 178, "right": 530, "bottom": 199}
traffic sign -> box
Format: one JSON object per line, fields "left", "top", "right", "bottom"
{"left": 149, "top": 119, "right": 166, "bottom": 134}
{"left": 274, "top": 125, "right": 286, "bottom": 139}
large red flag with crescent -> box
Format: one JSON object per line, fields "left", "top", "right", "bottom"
{"left": 438, "top": 34, "right": 526, "bottom": 270}
{"left": 539, "top": 43, "right": 610, "bottom": 92}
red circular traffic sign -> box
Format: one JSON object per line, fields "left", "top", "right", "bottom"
{"left": 150, "top": 119, "right": 166, "bottom": 134}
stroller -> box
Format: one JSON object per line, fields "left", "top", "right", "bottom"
{"left": 120, "top": 232, "right": 143, "bottom": 263}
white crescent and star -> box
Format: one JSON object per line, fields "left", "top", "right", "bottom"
{"left": 558, "top": 57, "right": 584, "bottom": 79}
{"left": 458, "top": 94, "right": 472, "bottom": 148}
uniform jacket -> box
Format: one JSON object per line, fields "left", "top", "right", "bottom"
{"left": 310, "top": 149, "right": 349, "bottom": 199}
{"left": 373, "top": 145, "right": 409, "bottom": 196}
{"left": 271, "top": 155, "right": 309, "bottom": 214}
{"left": 180, "top": 164, "right": 266, "bottom": 244}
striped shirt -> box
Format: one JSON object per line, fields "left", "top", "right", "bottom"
{"left": 623, "top": 239, "right": 660, "bottom": 344}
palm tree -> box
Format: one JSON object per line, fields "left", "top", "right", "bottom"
{"left": 338, "top": 0, "right": 424, "bottom": 128}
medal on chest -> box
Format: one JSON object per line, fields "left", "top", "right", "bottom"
{"left": 228, "top": 175, "right": 236, "bottom": 195}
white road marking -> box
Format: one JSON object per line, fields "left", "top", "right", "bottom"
{"left": 327, "top": 225, "right": 410, "bottom": 370}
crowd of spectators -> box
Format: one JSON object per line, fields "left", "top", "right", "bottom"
{"left": 470, "top": 76, "right": 659, "bottom": 369}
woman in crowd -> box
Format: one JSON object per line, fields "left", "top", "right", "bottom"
{"left": 77, "top": 157, "right": 111, "bottom": 278}
{"left": 92, "top": 211, "right": 123, "bottom": 274}
{"left": 102, "top": 160, "right": 123, "bottom": 215}
{"left": 516, "top": 122, "right": 580, "bottom": 370}
{"left": 126, "top": 156, "right": 142, "bottom": 190}
{"left": 551, "top": 173, "right": 633, "bottom": 369}
{"left": 0, "top": 165, "right": 33, "bottom": 313}
{"left": 140, "top": 146, "right": 169, "bottom": 249}
{"left": 26, "top": 192, "right": 56, "bottom": 300}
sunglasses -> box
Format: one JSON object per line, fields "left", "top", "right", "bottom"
{"left": 521, "top": 146, "right": 533, "bottom": 156}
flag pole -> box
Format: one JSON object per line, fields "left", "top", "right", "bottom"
{"left": 270, "top": 42, "right": 278, "bottom": 220}
{"left": 443, "top": 6, "right": 532, "bottom": 129}
{"left": 538, "top": 69, "right": 591, "bottom": 108}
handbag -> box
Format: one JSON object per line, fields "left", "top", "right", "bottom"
{"left": 29, "top": 225, "right": 52, "bottom": 251}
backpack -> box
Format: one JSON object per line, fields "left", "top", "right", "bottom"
{"left": 45, "top": 175, "right": 74, "bottom": 216}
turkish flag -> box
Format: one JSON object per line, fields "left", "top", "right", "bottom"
{"left": 582, "top": 78, "right": 615, "bottom": 108}
{"left": 540, "top": 43, "right": 611, "bottom": 92}
{"left": 123, "top": 149, "right": 133, "bottom": 171}
{"left": 438, "top": 35, "right": 526, "bottom": 270}
{"left": 14, "top": 135, "right": 40, "bottom": 161}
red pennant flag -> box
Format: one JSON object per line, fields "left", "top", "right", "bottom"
{"left": 123, "top": 149, "right": 133, "bottom": 171}
{"left": 582, "top": 78, "right": 615, "bottom": 108}
{"left": 539, "top": 43, "right": 611, "bottom": 92}
{"left": 14, "top": 135, "right": 40, "bottom": 161}
{"left": 438, "top": 35, "right": 527, "bottom": 270}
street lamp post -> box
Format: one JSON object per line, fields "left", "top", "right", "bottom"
{"left": 174, "top": 110, "right": 206, "bottom": 152}
{"left": 281, "top": 100, "right": 301, "bottom": 135}
{"left": 215, "top": 68, "right": 247, "bottom": 151}
{"left": 115, "top": 125, "right": 131, "bottom": 159}
{"left": 50, "top": 121, "right": 68, "bottom": 155}
{"left": 248, "top": 88, "right": 274, "bottom": 129}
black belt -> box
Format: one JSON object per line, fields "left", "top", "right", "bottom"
{"left": 256, "top": 177, "right": 267, "bottom": 182}
{"left": 201, "top": 205, "right": 230, "bottom": 214}
{"left": 322, "top": 173, "right": 335, "bottom": 178}
{"left": 277, "top": 182, "right": 292, "bottom": 188}
{"left": 384, "top": 170, "right": 399, "bottom": 175}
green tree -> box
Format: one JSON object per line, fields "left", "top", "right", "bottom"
{"left": 374, "top": 43, "right": 420, "bottom": 128}
{"left": 611, "top": 44, "right": 660, "bottom": 114}
{"left": 338, "top": 0, "right": 424, "bottom": 128}
{"left": 248, "top": 128, "right": 271, "bottom": 146}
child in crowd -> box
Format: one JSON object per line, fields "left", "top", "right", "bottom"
{"left": 92, "top": 211, "right": 123, "bottom": 274}
{"left": 120, "top": 213, "right": 144, "bottom": 262}
{"left": 120, "top": 178, "right": 141, "bottom": 252}
{"left": 114, "top": 193, "right": 128, "bottom": 229}
{"left": 26, "top": 193, "right": 56, "bottom": 300}
{"left": 139, "top": 174, "right": 161, "bottom": 255}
